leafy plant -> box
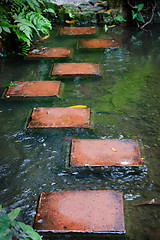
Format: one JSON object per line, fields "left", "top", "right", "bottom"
{"left": 128, "top": 1, "right": 157, "bottom": 29}
{"left": 114, "top": 15, "right": 126, "bottom": 22}
{"left": 0, "top": 0, "right": 52, "bottom": 55}
{"left": 131, "top": 3, "right": 145, "bottom": 23}
{"left": 0, "top": 205, "right": 42, "bottom": 240}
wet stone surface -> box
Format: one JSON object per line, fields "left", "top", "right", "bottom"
{"left": 4, "top": 81, "right": 61, "bottom": 98}
{"left": 27, "top": 47, "right": 72, "bottom": 59}
{"left": 59, "top": 27, "right": 96, "bottom": 35}
{"left": 34, "top": 190, "right": 125, "bottom": 233}
{"left": 70, "top": 139, "right": 142, "bottom": 167}
{"left": 52, "top": 63, "right": 100, "bottom": 76}
{"left": 79, "top": 39, "right": 120, "bottom": 49}
{"left": 27, "top": 107, "right": 90, "bottom": 128}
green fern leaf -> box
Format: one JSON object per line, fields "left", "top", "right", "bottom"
{"left": 13, "top": 28, "right": 31, "bottom": 46}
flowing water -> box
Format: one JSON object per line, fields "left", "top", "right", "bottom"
{"left": 0, "top": 25, "right": 160, "bottom": 240}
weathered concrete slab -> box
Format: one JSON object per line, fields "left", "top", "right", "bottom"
{"left": 52, "top": 63, "right": 100, "bottom": 76}
{"left": 70, "top": 139, "right": 142, "bottom": 166}
{"left": 59, "top": 27, "right": 96, "bottom": 35}
{"left": 27, "top": 107, "right": 90, "bottom": 128}
{"left": 79, "top": 39, "right": 120, "bottom": 49}
{"left": 27, "top": 47, "right": 72, "bottom": 59}
{"left": 4, "top": 81, "right": 61, "bottom": 98}
{"left": 34, "top": 190, "right": 125, "bottom": 234}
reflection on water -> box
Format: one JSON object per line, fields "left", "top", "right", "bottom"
{"left": 0, "top": 25, "right": 160, "bottom": 240}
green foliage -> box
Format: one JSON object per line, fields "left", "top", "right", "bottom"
{"left": 131, "top": 3, "right": 145, "bottom": 23}
{"left": 0, "top": 0, "right": 52, "bottom": 55}
{"left": 104, "top": 24, "right": 108, "bottom": 32}
{"left": 114, "top": 15, "right": 126, "bottom": 22}
{"left": 0, "top": 205, "right": 42, "bottom": 240}
{"left": 2, "top": 82, "right": 21, "bottom": 87}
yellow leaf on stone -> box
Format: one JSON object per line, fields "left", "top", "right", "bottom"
{"left": 65, "top": 20, "right": 76, "bottom": 24}
{"left": 69, "top": 105, "right": 87, "bottom": 108}
{"left": 112, "top": 147, "right": 117, "bottom": 152}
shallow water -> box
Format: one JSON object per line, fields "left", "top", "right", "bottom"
{"left": 0, "top": 25, "right": 160, "bottom": 240}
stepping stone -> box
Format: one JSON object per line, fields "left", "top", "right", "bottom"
{"left": 79, "top": 39, "right": 120, "bottom": 49}
{"left": 27, "top": 107, "right": 90, "bottom": 128}
{"left": 59, "top": 26, "right": 96, "bottom": 35}
{"left": 70, "top": 139, "right": 142, "bottom": 167}
{"left": 34, "top": 190, "right": 125, "bottom": 234}
{"left": 52, "top": 63, "right": 100, "bottom": 76}
{"left": 26, "top": 47, "right": 72, "bottom": 59}
{"left": 4, "top": 81, "right": 61, "bottom": 98}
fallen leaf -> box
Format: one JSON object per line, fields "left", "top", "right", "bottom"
{"left": 112, "top": 147, "right": 117, "bottom": 152}
{"left": 65, "top": 20, "right": 76, "bottom": 24}
{"left": 69, "top": 105, "right": 87, "bottom": 108}
{"left": 41, "top": 34, "right": 50, "bottom": 40}
{"left": 108, "top": 25, "right": 116, "bottom": 28}
{"left": 107, "top": 9, "right": 115, "bottom": 13}
{"left": 134, "top": 199, "right": 160, "bottom": 206}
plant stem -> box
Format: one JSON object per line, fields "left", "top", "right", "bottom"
{"left": 140, "top": 1, "right": 157, "bottom": 29}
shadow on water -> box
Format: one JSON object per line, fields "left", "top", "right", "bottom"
{"left": 0, "top": 25, "right": 160, "bottom": 240}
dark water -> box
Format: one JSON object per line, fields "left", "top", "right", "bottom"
{"left": 0, "top": 25, "right": 160, "bottom": 240}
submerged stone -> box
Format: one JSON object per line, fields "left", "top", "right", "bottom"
{"left": 26, "top": 47, "right": 72, "bottom": 59}
{"left": 34, "top": 190, "right": 125, "bottom": 234}
{"left": 79, "top": 39, "right": 120, "bottom": 49}
{"left": 52, "top": 63, "right": 100, "bottom": 76}
{"left": 59, "top": 26, "right": 96, "bottom": 35}
{"left": 4, "top": 81, "right": 61, "bottom": 98}
{"left": 27, "top": 107, "right": 90, "bottom": 128}
{"left": 70, "top": 139, "right": 142, "bottom": 167}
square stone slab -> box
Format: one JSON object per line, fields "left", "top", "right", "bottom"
{"left": 27, "top": 47, "right": 72, "bottom": 59}
{"left": 59, "top": 27, "right": 96, "bottom": 35}
{"left": 52, "top": 63, "right": 100, "bottom": 76}
{"left": 27, "top": 107, "right": 90, "bottom": 128}
{"left": 79, "top": 39, "right": 120, "bottom": 49}
{"left": 4, "top": 81, "right": 61, "bottom": 98}
{"left": 34, "top": 190, "right": 125, "bottom": 234}
{"left": 70, "top": 139, "right": 142, "bottom": 167}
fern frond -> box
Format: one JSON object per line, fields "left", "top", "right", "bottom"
{"left": 26, "top": 0, "right": 40, "bottom": 11}
{"left": 34, "top": 14, "right": 52, "bottom": 30}
{"left": 26, "top": 11, "right": 52, "bottom": 34}
{"left": 19, "top": 42, "right": 31, "bottom": 55}
{"left": 13, "top": 14, "right": 39, "bottom": 39}
{"left": 13, "top": 28, "right": 31, "bottom": 46}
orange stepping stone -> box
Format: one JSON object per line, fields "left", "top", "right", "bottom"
{"left": 27, "top": 107, "right": 90, "bottom": 128}
{"left": 34, "top": 190, "right": 125, "bottom": 234}
{"left": 27, "top": 47, "right": 72, "bottom": 59}
{"left": 59, "top": 26, "right": 96, "bottom": 35}
{"left": 4, "top": 81, "right": 61, "bottom": 98}
{"left": 79, "top": 39, "right": 120, "bottom": 49}
{"left": 70, "top": 139, "right": 142, "bottom": 167}
{"left": 52, "top": 63, "right": 100, "bottom": 76}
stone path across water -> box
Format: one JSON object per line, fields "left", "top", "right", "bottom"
{"left": 3, "top": 26, "right": 143, "bottom": 235}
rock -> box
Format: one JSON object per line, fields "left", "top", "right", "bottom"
{"left": 49, "top": 0, "right": 90, "bottom": 6}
